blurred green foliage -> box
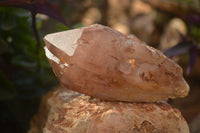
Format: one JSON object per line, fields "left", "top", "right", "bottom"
{"left": 0, "top": 7, "right": 58, "bottom": 133}
{"left": 190, "top": 26, "right": 200, "bottom": 42}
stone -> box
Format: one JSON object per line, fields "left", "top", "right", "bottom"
{"left": 130, "top": 0, "right": 153, "bottom": 17}
{"left": 28, "top": 86, "right": 190, "bottom": 133}
{"left": 130, "top": 13, "right": 155, "bottom": 44}
{"left": 107, "top": 0, "right": 131, "bottom": 34}
{"left": 160, "top": 18, "right": 187, "bottom": 51}
{"left": 82, "top": 7, "right": 102, "bottom": 26}
{"left": 44, "top": 24, "right": 189, "bottom": 102}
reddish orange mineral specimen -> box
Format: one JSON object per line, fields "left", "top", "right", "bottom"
{"left": 44, "top": 24, "right": 189, "bottom": 102}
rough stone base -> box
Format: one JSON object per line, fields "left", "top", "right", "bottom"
{"left": 28, "top": 86, "right": 189, "bottom": 133}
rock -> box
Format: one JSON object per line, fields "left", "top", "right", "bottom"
{"left": 44, "top": 24, "right": 189, "bottom": 102}
{"left": 82, "top": 7, "right": 102, "bottom": 26}
{"left": 107, "top": 0, "right": 131, "bottom": 34}
{"left": 28, "top": 86, "right": 189, "bottom": 133}
{"left": 160, "top": 18, "right": 187, "bottom": 51}
{"left": 129, "top": 0, "right": 156, "bottom": 44}
{"left": 111, "top": 22, "right": 130, "bottom": 35}
{"left": 142, "top": 0, "right": 200, "bottom": 16}
{"left": 131, "top": 13, "right": 156, "bottom": 44}
{"left": 130, "top": 0, "right": 153, "bottom": 17}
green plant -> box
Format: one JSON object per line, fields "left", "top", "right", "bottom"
{"left": 0, "top": 1, "right": 70, "bottom": 131}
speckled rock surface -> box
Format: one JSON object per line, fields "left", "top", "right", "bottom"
{"left": 44, "top": 24, "right": 189, "bottom": 102}
{"left": 28, "top": 86, "right": 189, "bottom": 133}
